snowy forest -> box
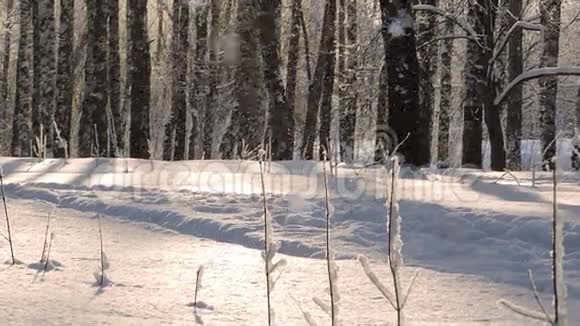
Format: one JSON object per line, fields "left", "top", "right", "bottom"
{"left": 2, "top": 1, "right": 580, "bottom": 325}
{"left": 0, "top": 0, "right": 579, "bottom": 170}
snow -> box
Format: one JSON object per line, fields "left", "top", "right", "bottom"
{"left": 0, "top": 157, "right": 579, "bottom": 324}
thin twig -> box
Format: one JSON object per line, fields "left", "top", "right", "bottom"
{"left": 0, "top": 169, "right": 14, "bottom": 264}
{"left": 322, "top": 153, "right": 336, "bottom": 325}
{"left": 258, "top": 158, "right": 272, "bottom": 326}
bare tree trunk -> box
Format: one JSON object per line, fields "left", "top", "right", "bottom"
{"left": 163, "top": 0, "right": 189, "bottom": 161}
{"left": 128, "top": 0, "right": 151, "bottom": 159}
{"left": 108, "top": 0, "right": 123, "bottom": 155}
{"left": 189, "top": 5, "right": 208, "bottom": 160}
{"left": 0, "top": 0, "right": 13, "bottom": 132}
{"left": 203, "top": 0, "right": 219, "bottom": 159}
{"left": 222, "top": 0, "right": 263, "bottom": 158}
{"left": 285, "top": 0, "right": 302, "bottom": 159}
{"left": 257, "top": 0, "right": 294, "bottom": 160}
{"left": 416, "top": 0, "right": 438, "bottom": 165}
{"left": 301, "top": 0, "right": 336, "bottom": 159}
{"left": 438, "top": 0, "right": 453, "bottom": 163}
{"left": 11, "top": 0, "right": 33, "bottom": 157}
{"left": 539, "top": 0, "right": 562, "bottom": 166}
{"left": 506, "top": 0, "right": 523, "bottom": 170}
{"left": 340, "top": 0, "right": 357, "bottom": 163}
{"left": 79, "top": 0, "right": 108, "bottom": 158}
{"left": 462, "top": 1, "right": 486, "bottom": 168}
{"left": 54, "top": 0, "right": 74, "bottom": 158}
{"left": 33, "top": 0, "right": 56, "bottom": 157}
{"left": 380, "top": 0, "right": 428, "bottom": 165}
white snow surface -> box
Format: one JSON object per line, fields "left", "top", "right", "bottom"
{"left": 0, "top": 157, "right": 579, "bottom": 325}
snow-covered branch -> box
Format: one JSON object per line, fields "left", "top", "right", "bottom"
{"left": 491, "top": 21, "right": 543, "bottom": 65}
{"left": 412, "top": 4, "right": 482, "bottom": 48}
{"left": 495, "top": 67, "right": 580, "bottom": 105}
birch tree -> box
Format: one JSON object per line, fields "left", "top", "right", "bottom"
{"left": 506, "top": 0, "right": 524, "bottom": 170}
{"left": 539, "top": 0, "right": 562, "bottom": 167}
{"left": 437, "top": 0, "right": 454, "bottom": 163}
{"left": 380, "top": 0, "right": 428, "bottom": 165}
{"left": 163, "top": 0, "right": 190, "bottom": 161}
{"left": 301, "top": 0, "right": 337, "bottom": 159}
{"left": 79, "top": 0, "right": 108, "bottom": 157}
{"left": 32, "top": 0, "right": 56, "bottom": 157}
{"left": 128, "top": 0, "right": 151, "bottom": 159}
{"left": 11, "top": 0, "right": 33, "bottom": 157}
{"left": 257, "top": 0, "right": 294, "bottom": 160}
{"left": 54, "top": 0, "right": 74, "bottom": 158}
{"left": 108, "top": 0, "right": 123, "bottom": 155}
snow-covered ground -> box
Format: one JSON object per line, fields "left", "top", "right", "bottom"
{"left": 0, "top": 157, "right": 579, "bottom": 325}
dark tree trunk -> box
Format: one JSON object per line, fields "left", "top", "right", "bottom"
{"left": 257, "top": 0, "right": 294, "bottom": 160}
{"left": 301, "top": 0, "right": 336, "bottom": 160}
{"left": 380, "top": 0, "right": 428, "bottom": 166}
{"left": 79, "top": 0, "right": 108, "bottom": 158}
{"left": 285, "top": 0, "right": 302, "bottom": 160}
{"left": 506, "top": 0, "right": 523, "bottom": 170}
{"left": 464, "top": 0, "right": 505, "bottom": 171}
{"left": 128, "top": 0, "right": 151, "bottom": 159}
{"left": 189, "top": 5, "right": 208, "bottom": 160}
{"left": 163, "top": 0, "right": 189, "bottom": 161}
{"left": 108, "top": 0, "right": 123, "bottom": 155}
{"left": 203, "top": 0, "right": 219, "bottom": 159}
{"left": 416, "top": 0, "right": 438, "bottom": 165}
{"left": 11, "top": 0, "right": 33, "bottom": 157}
{"left": 54, "top": 0, "right": 74, "bottom": 158}
{"left": 221, "top": 0, "right": 263, "bottom": 159}
{"left": 32, "top": 0, "right": 56, "bottom": 157}
{"left": 539, "top": 0, "right": 562, "bottom": 165}
{"left": 462, "top": 1, "right": 487, "bottom": 168}
{"left": 0, "top": 0, "right": 13, "bottom": 130}
{"left": 340, "top": 0, "right": 357, "bottom": 163}
{"left": 437, "top": 0, "right": 453, "bottom": 163}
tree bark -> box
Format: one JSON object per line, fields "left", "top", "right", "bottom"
{"left": 539, "top": 0, "right": 562, "bottom": 166}
{"left": 108, "top": 0, "right": 123, "bottom": 155}
{"left": 380, "top": 0, "right": 428, "bottom": 165}
{"left": 340, "top": 0, "right": 357, "bottom": 163}
{"left": 301, "top": 0, "right": 336, "bottom": 160}
{"left": 437, "top": 0, "right": 453, "bottom": 163}
{"left": 285, "top": 0, "right": 302, "bottom": 160}
{"left": 163, "top": 0, "right": 189, "bottom": 161}
{"left": 416, "top": 0, "right": 438, "bottom": 165}
{"left": 0, "top": 0, "right": 13, "bottom": 130}
{"left": 128, "top": 0, "right": 151, "bottom": 159}
{"left": 462, "top": 0, "right": 494, "bottom": 169}
{"left": 257, "top": 0, "right": 294, "bottom": 160}
{"left": 221, "top": 0, "right": 263, "bottom": 158}
{"left": 11, "top": 0, "right": 33, "bottom": 157}
{"left": 506, "top": 0, "right": 523, "bottom": 170}
{"left": 203, "top": 0, "right": 219, "bottom": 159}
{"left": 79, "top": 0, "right": 108, "bottom": 158}
{"left": 54, "top": 0, "right": 74, "bottom": 158}
{"left": 189, "top": 5, "right": 208, "bottom": 160}
{"left": 32, "top": 0, "right": 56, "bottom": 157}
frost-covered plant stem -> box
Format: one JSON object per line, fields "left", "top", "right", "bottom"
{"left": 358, "top": 157, "right": 418, "bottom": 326}
{"left": 499, "top": 157, "right": 567, "bottom": 325}
{"left": 552, "top": 159, "right": 567, "bottom": 325}
{"left": 322, "top": 156, "right": 337, "bottom": 325}
{"left": 387, "top": 157, "right": 403, "bottom": 325}
{"left": 98, "top": 215, "right": 105, "bottom": 286}
{"left": 44, "top": 232, "right": 54, "bottom": 271}
{"left": 194, "top": 265, "right": 205, "bottom": 325}
{"left": 259, "top": 159, "right": 273, "bottom": 326}
{"left": 0, "top": 169, "right": 15, "bottom": 264}
{"left": 40, "top": 210, "right": 53, "bottom": 262}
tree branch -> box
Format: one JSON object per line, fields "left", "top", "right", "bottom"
{"left": 495, "top": 67, "right": 580, "bottom": 105}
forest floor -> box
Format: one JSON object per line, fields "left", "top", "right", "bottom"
{"left": 0, "top": 157, "right": 579, "bottom": 325}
